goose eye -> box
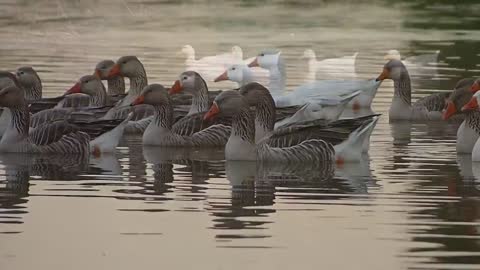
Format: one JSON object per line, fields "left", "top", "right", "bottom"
{"left": 232, "top": 67, "right": 236, "bottom": 71}
{"left": 260, "top": 53, "right": 265, "bottom": 57}
{"left": 183, "top": 76, "right": 188, "bottom": 80}
{"left": 122, "top": 61, "right": 127, "bottom": 64}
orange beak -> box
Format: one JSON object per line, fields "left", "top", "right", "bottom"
{"left": 442, "top": 101, "right": 456, "bottom": 120}
{"left": 214, "top": 71, "right": 228, "bottom": 82}
{"left": 168, "top": 80, "right": 182, "bottom": 95}
{"left": 130, "top": 95, "right": 145, "bottom": 106}
{"left": 376, "top": 68, "right": 390, "bottom": 81}
{"left": 462, "top": 97, "right": 479, "bottom": 112}
{"left": 65, "top": 82, "right": 81, "bottom": 95}
{"left": 107, "top": 64, "right": 120, "bottom": 78}
{"left": 94, "top": 69, "right": 102, "bottom": 79}
{"left": 203, "top": 102, "right": 220, "bottom": 121}
{"left": 248, "top": 58, "right": 259, "bottom": 68}
{"left": 471, "top": 81, "right": 480, "bottom": 93}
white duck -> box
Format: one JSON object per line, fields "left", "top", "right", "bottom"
{"left": 376, "top": 59, "right": 449, "bottom": 121}
{"left": 302, "top": 49, "right": 358, "bottom": 81}
{"left": 384, "top": 49, "right": 439, "bottom": 78}
{"left": 247, "top": 50, "right": 381, "bottom": 109}
{"left": 203, "top": 90, "right": 379, "bottom": 163}
{"left": 461, "top": 91, "right": 480, "bottom": 162}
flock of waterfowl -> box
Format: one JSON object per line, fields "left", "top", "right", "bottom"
{"left": 0, "top": 45, "right": 479, "bottom": 166}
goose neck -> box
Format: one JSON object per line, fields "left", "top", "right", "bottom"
{"left": 232, "top": 105, "right": 255, "bottom": 145}
{"left": 152, "top": 104, "right": 173, "bottom": 130}
{"left": 129, "top": 67, "right": 148, "bottom": 96}
{"left": 392, "top": 70, "right": 412, "bottom": 106}
{"left": 107, "top": 76, "right": 125, "bottom": 95}
{"left": 189, "top": 76, "right": 210, "bottom": 114}
{"left": 9, "top": 105, "right": 29, "bottom": 137}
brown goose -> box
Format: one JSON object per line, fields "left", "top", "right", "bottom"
{"left": 376, "top": 59, "right": 449, "bottom": 121}
{"left": 94, "top": 59, "right": 126, "bottom": 96}
{"left": 0, "top": 84, "right": 130, "bottom": 154}
{"left": 237, "top": 83, "right": 380, "bottom": 162}
{"left": 443, "top": 78, "right": 480, "bottom": 153}
{"left": 131, "top": 84, "right": 230, "bottom": 146}
{"left": 203, "top": 90, "right": 336, "bottom": 162}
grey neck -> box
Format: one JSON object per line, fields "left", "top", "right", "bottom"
{"left": 23, "top": 75, "right": 42, "bottom": 102}
{"left": 393, "top": 69, "right": 412, "bottom": 106}
{"left": 189, "top": 76, "right": 210, "bottom": 114}
{"left": 129, "top": 66, "right": 148, "bottom": 96}
{"left": 255, "top": 92, "right": 276, "bottom": 132}
{"left": 89, "top": 84, "right": 108, "bottom": 106}
{"left": 466, "top": 111, "right": 480, "bottom": 134}
{"left": 232, "top": 104, "right": 255, "bottom": 144}
{"left": 107, "top": 76, "right": 125, "bottom": 95}
{"left": 153, "top": 103, "right": 173, "bottom": 129}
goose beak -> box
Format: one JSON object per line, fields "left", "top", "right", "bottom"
{"left": 442, "top": 101, "right": 456, "bottom": 120}
{"left": 214, "top": 71, "right": 228, "bottom": 82}
{"left": 462, "top": 98, "right": 479, "bottom": 112}
{"left": 130, "top": 95, "right": 145, "bottom": 106}
{"left": 203, "top": 102, "right": 220, "bottom": 121}
{"left": 376, "top": 68, "right": 390, "bottom": 81}
{"left": 248, "top": 58, "right": 259, "bottom": 68}
{"left": 65, "top": 82, "right": 81, "bottom": 95}
{"left": 169, "top": 80, "right": 182, "bottom": 95}
{"left": 107, "top": 64, "right": 121, "bottom": 78}
{"left": 471, "top": 81, "right": 480, "bottom": 93}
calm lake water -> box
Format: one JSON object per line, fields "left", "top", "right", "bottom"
{"left": 1, "top": 0, "right": 480, "bottom": 269}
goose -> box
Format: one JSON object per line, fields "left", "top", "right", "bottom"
{"left": 384, "top": 49, "right": 439, "bottom": 78}
{"left": 0, "top": 85, "right": 130, "bottom": 154}
{"left": 238, "top": 82, "right": 379, "bottom": 154}
{"left": 130, "top": 84, "right": 231, "bottom": 146}
{"left": 376, "top": 59, "right": 450, "bottom": 121}
{"left": 94, "top": 59, "right": 126, "bottom": 96}
{"left": 302, "top": 49, "right": 358, "bottom": 81}
{"left": 15, "top": 66, "right": 42, "bottom": 101}
{"left": 204, "top": 90, "right": 379, "bottom": 163}
{"left": 247, "top": 50, "right": 381, "bottom": 109}
{"left": 214, "top": 64, "right": 361, "bottom": 123}
{"left": 461, "top": 91, "right": 480, "bottom": 161}
{"left": 442, "top": 78, "right": 479, "bottom": 153}
{"left": 471, "top": 79, "right": 480, "bottom": 93}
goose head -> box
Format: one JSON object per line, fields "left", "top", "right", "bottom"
{"left": 238, "top": 82, "right": 270, "bottom": 106}
{"left": 181, "top": 45, "right": 195, "bottom": 58}
{"left": 248, "top": 50, "right": 281, "bottom": 69}
{"left": 169, "top": 71, "right": 205, "bottom": 95}
{"left": 471, "top": 79, "right": 480, "bottom": 94}
{"left": 214, "top": 64, "right": 248, "bottom": 83}
{"left": 302, "top": 49, "right": 316, "bottom": 60}
{"left": 0, "top": 71, "right": 20, "bottom": 89}
{"left": 107, "top": 56, "right": 142, "bottom": 78}
{"left": 231, "top": 46, "right": 243, "bottom": 59}
{"left": 204, "top": 90, "right": 246, "bottom": 121}
{"left": 443, "top": 78, "right": 476, "bottom": 120}
{"left": 15, "top": 67, "right": 41, "bottom": 88}
{"left": 65, "top": 75, "right": 104, "bottom": 96}
{"left": 462, "top": 90, "right": 480, "bottom": 112}
{"left": 0, "top": 86, "right": 25, "bottom": 108}
{"left": 94, "top": 60, "right": 115, "bottom": 80}
{"left": 384, "top": 50, "right": 402, "bottom": 61}
{"left": 131, "top": 84, "right": 168, "bottom": 106}
{"left": 376, "top": 60, "right": 407, "bottom": 81}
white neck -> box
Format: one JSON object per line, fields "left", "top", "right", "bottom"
{"left": 267, "top": 65, "right": 286, "bottom": 97}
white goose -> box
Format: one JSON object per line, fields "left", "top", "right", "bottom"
{"left": 203, "top": 90, "right": 379, "bottom": 163}
{"left": 461, "top": 91, "right": 480, "bottom": 161}
{"left": 0, "top": 84, "right": 129, "bottom": 154}
{"left": 246, "top": 50, "right": 381, "bottom": 109}
{"left": 384, "top": 49, "right": 439, "bottom": 78}
{"left": 376, "top": 59, "right": 449, "bottom": 121}
{"left": 214, "top": 64, "right": 360, "bottom": 123}
{"left": 181, "top": 45, "right": 268, "bottom": 83}
{"left": 131, "top": 84, "right": 231, "bottom": 146}
{"left": 302, "top": 49, "right": 358, "bottom": 81}
{"left": 442, "top": 78, "right": 479, "bottom": 153}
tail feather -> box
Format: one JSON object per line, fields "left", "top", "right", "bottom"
{"left": 89, "top": 113, "right": 133, "bottom": 153}
{"left": 333, "top": 115, "right": 380, "bottom": 163}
